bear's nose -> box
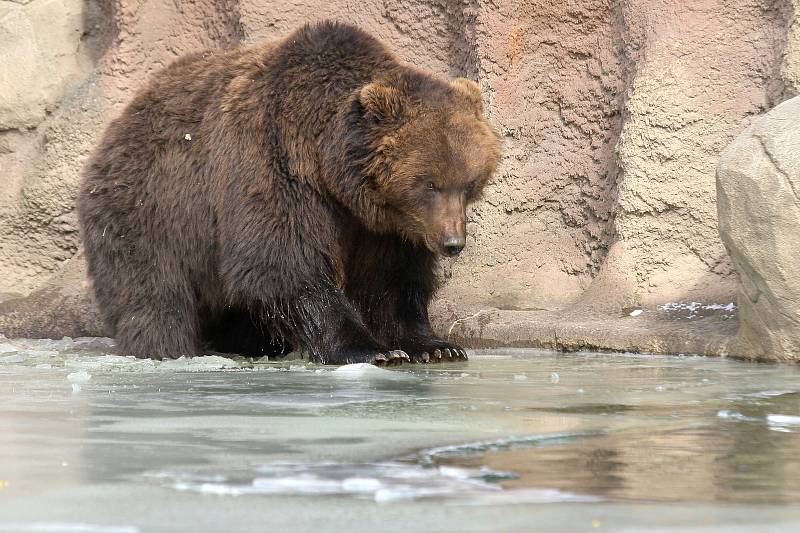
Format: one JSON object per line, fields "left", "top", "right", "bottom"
{"left": 442, "top": 236, "right": 465, "bottom": 257}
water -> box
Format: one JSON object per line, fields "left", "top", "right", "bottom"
{"left": 2, "top": 337, "right": 800, "bottom": 532}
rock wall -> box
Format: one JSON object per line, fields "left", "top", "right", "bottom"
{"left": 610, "top": 0, "right": 792, "bottom": 307}
{"left": 0, "top": 1, "right": 798, "bottom": 338}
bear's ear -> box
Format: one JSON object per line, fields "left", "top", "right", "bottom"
{"left": 450, "top": 78, "right": 483, "bottom": 112}
{"left": 359, "top": 83, "right": 408, "bottom": 124}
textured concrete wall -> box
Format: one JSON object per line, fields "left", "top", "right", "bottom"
{"left": 610, "top": 0, "right": 792, "bottom": 308}
{"left": 784, "top": 0, "right": 800, "bottom": 93}
{"left": 0, "top": 0, "right": 797, "bottom": 322}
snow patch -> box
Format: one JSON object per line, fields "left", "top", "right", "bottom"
{"left": 333, "top": 363, "right": 415, "bottom": 381}
{"left": 658, "top": 301, "right": 736, "bottom": 319}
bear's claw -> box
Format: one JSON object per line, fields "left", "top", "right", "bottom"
{"left": 373, "top": 349, "right": 410, "bottom": 367}
{"left": 415, "top": 346, "right": 468, "bottom": 363}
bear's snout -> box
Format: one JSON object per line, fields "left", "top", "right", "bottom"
{"left": 431, "top": 193, "right": 467, "bottom": 257}
{"left": 442, "top": 235, "right": 465, "bottom": 257}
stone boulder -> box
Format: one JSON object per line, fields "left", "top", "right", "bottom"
{"left": 717, "top": 96, "right": 800, "bottom": 362}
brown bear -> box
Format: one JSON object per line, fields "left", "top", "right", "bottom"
{"left": 78, "top": 21, "right": 501, "bottom": 364}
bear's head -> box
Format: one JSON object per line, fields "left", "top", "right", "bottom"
{"left": 354, "top": 71, "right": 501, "bottom": 257}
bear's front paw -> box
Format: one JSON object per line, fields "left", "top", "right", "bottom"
{"left": 323, "top": 347, "right": 409, "bottom": 366}
{"left": 405, "top": 340, "right": 468, "bottom": 364}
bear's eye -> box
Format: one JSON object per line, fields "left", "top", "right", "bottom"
{"left": 426, "top": 182, "right": 437, "bottom": 192}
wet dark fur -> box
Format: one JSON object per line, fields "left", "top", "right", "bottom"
{"left": 78, "top": 21, "right": 500, "bottom": 363}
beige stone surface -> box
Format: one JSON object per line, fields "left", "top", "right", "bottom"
{"left": 0, "top": 0, "right": 90, "bottom": 130}
{"left": 0, "top": 0, "right": 239, "bottom": 295}
{"left": 609, "top": 0, "right": 791, "bottom": 307}
{"left": 0, "top": 0, "right": 798, "bottom": 358}
{"left": 438, "top": 306, "right": 737, "bottom": 358}
{"left": 0, "top": 252, "right": 104, "bottom": 339}
{"left": 784, "top": 0, "right": 800, "bottom": 94}
{"left": 717, "top": 96, "right": 800, "bottom": 362}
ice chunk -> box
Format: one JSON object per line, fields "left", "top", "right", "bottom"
{"left": 438, "top": 466, "right": 474, "bottom": 480}
{"left": 67, "top": 370, "right": 92, "bottom": 384}
{"left": 72, "top": 337, "right": 116, "bottom": 350}
{"left": 333, "top": 363, "right": 390, "bottom": 377}
{"left": 374, "top": 487, "right": 421, "bottom": 503}
{"left": 25, "top": 350, "right": 60, "bottom": 358}
{"left": 0, "top": 523, "right": 138, "bottom": 532}
{"left": 629, "top": 309, "right": 643, "bottom": 317}
{"left": 341, "top": 477, "right": 382, "bottom": 493}
{"left": 0, "top": 343, "right": 18, "bottom": 354}
{"left": 717, "top": 410, "right": 758, "bottom": 422}
{"left": 159, "top": 355, "right": 238, "bottom": 371}
{"left": 152, "top": 461, "right": 512, "bottom": 503}
{"left": 550, "top": 372, "right": 560, "bottom": 384}
{"left": 455, "top": 487, "right": 601, "bottom": 505}
{"left": 767, "top": 414, "right": 800, "bottom": 429}
{"left": 67, "top": 370, "right": 91, "bottom": 393}
{"left": 251, "top": 476, "right": 341, "bottom": 494}
{"left": 65, "top": 355, "right": 153, "bottom": 372}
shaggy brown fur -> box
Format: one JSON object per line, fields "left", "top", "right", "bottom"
{"left": 78, "top": 21, "right": 501, "bottom": 364}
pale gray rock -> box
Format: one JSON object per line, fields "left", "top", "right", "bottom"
{"left": 717, "top": 96, "right": 800, "bottom": 361}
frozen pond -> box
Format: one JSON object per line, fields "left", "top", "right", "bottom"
{"left": 2, "top": 337, "right": 800, "bottom": 532}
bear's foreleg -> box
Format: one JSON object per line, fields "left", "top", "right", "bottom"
{"left": 365, "top": 285, "right": 468, "bottom": 363}
{"left": 219, "top": 198, "right": 408, "bottom": 366}
{"left": 346, "top": 239, "right": 468, "bottom": 363}
{"left": 283, "top": 284, "right": 410, "bottom": 365}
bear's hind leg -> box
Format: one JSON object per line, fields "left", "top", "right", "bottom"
{"left": 113, "top": 292, "right": 200, "bottom": 360}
